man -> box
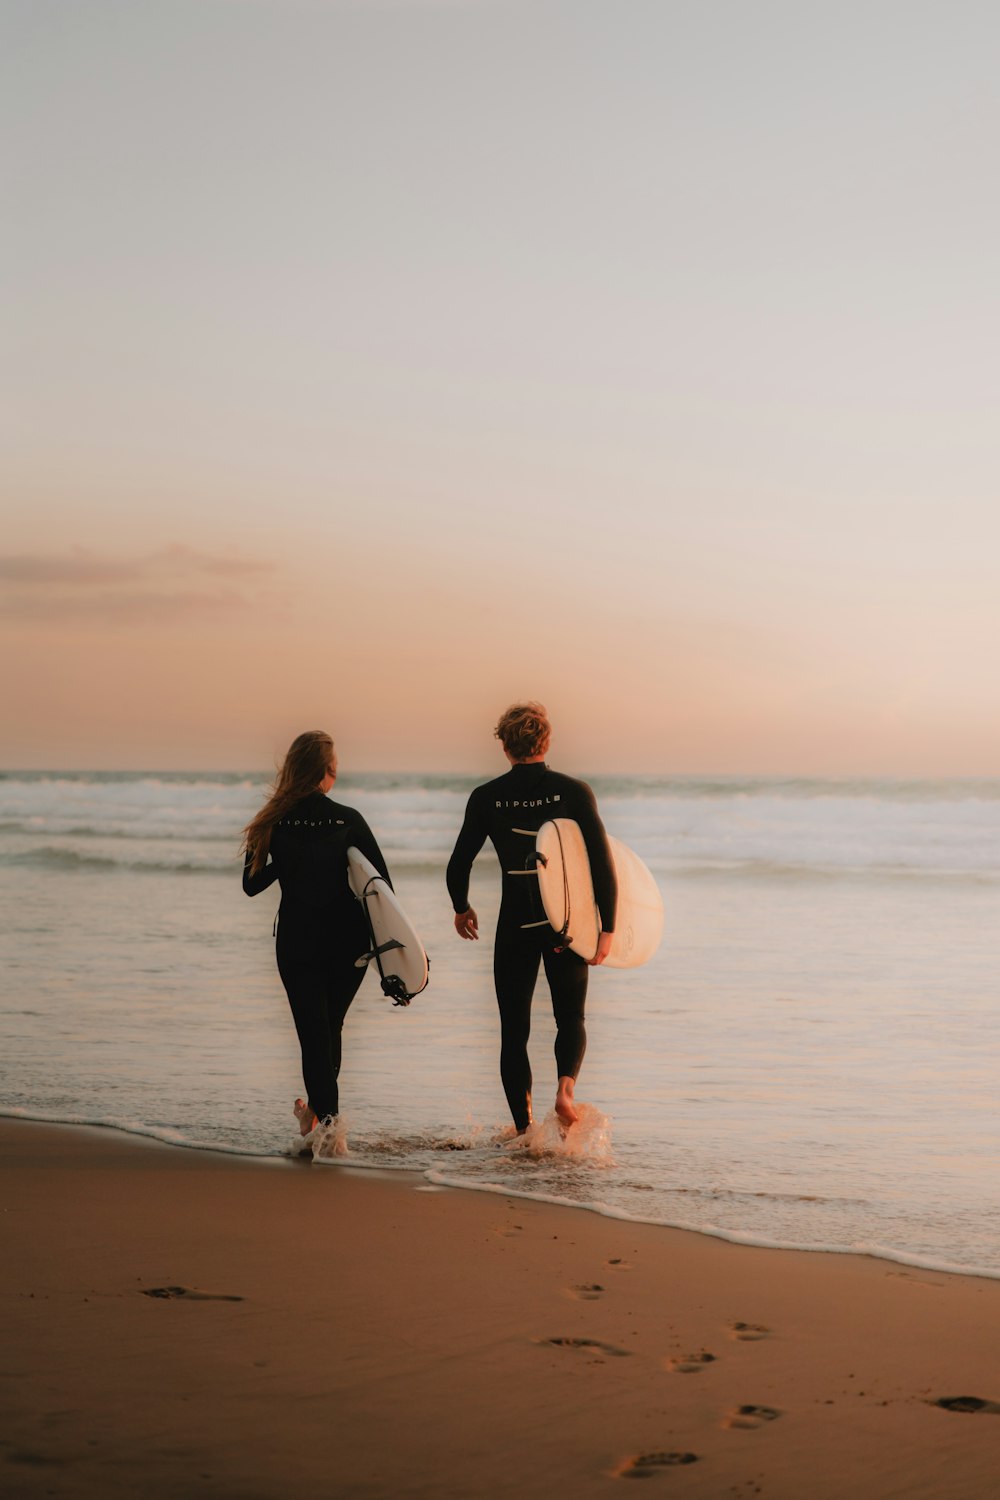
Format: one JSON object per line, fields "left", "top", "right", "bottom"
{"left": 446, "top": 702, "right": 617, "bottom": 1133}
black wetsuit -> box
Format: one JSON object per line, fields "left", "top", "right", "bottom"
{"left": 446, "top": 763, "right": 617, "bottom": 1131}
{"left": 243, "top": 791, "right": 391, "bottom": 1122}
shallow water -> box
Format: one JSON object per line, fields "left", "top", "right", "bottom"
{"left": 2, "top": 770, "right": 999, "bottom": 1277}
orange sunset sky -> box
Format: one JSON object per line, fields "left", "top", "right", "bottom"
{"left": 3, "top": 1, "right": 999, "bottom": 775}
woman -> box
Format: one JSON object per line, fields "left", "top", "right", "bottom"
{"left": 242, "top": 730, "right": 392, "bottom": 1139}
{"left": 446, "top": 703, "right": 617, "bottom": 1134}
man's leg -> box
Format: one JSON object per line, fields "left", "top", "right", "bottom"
{"left": 494, "top": 928, "right": 541, "bottom": 1132}
{"left": 542, "top": 942, "right": 588, "bottom": 1126}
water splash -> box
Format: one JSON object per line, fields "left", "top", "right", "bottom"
{"left": 504, "top": 1103, "right": 615, "bottom": 1165}
{"left": 307, "top": 1115, "right": 350, "bottom": 1162}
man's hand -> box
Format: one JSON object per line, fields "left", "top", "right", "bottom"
{"left": 454, "top": 908, "right": 479, "bottom": 941}
{"left": 589, "top": 930, "right": 613, "bottom": 966}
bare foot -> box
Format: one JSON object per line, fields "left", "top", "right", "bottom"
{"left": 555, "top": 1076, "right": 579, "bottom": 1127}
{"left": 294, "top": 1098, "right": 318, "bottom": 1137}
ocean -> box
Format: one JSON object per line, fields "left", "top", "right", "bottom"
{"left": 2, "top": 770, "right": 999, "bottom": 1277}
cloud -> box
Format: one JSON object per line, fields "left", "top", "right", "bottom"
{"left": 0, "top": 554, "right": 138, "bottom": 586}
{"left": 0, "top": 546, "right": 280, "bottom": 626}
{"left": 0, "top": 546, "right": 273, "bottom": 584}
{"left": 149, "top": 545, "right": 274, "bottom": 579}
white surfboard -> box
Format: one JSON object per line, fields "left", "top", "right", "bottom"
{"left": 347, "top": 848, "right": 428, "bottom": 1005}
{"left": 535, "top": 819, "right": 663, "bottom": 969}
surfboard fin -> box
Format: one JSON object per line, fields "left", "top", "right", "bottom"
{"left": 354, "top": 938, "right": 429, "bottom": 1005}
{"left": 354, "top": 937, "right": 406, "bottom": 968}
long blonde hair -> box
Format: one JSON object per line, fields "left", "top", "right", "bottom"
{"left": 242, "top": 730, "right": 335, "bottom": 876}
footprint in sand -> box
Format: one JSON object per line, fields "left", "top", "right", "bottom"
{"left": 614, "top": 1451, "right": 699, "bottom": 1479}
{"left": 729, "top": 1321, "right": 770, "bottom": 1342}
{"left": 886, "top": 1270, "right": 945, "bottom": 1289}
{"left": 538, "top": 1336, "right": 631, "bottom": 1357}
{"left": 140, "top": 1286, "right": 244, "bottom": 1302}
{"left": 568, "top": 1283, "right": 606, "bottom": 1301}
{"left": 723, "top": 1404, "right": 782, "bottom": 1430}
{"left": 934, "top": 1396, "right": 1000, "bottom": 1415}
{"left": 665, "top": 1351, "right": 716, "bottom": 1374}
{"left": 5, "top": 1450, "right": 68, "bottom": 1469}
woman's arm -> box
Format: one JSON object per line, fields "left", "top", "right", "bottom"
{"left": 242, "top": 847, "right": 279, "bottom": 897}
{"left": 350, "top": 812, "right": 394, "bottom": 890}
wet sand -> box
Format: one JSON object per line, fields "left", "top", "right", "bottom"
{"left": 3, "top": 1118, "right": 1000, "bottom": 1498}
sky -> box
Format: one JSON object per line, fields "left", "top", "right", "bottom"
{"left": 3, "top": 0, "right": 999, "bottom": 775}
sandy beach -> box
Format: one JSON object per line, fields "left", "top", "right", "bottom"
{"left": 2, "top": 1120, "right": 999, "bottom": 1498}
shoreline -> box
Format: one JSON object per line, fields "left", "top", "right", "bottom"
{"left": 5, "top": 1117, "right": 1000, "bottom": 1498}
{"left": 5, "top": 1107, "right": 1000, "bottom": 1287}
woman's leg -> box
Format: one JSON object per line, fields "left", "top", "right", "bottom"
{"left": 279, "top": 962, "right": 337, "bottom": 1122}
{"left": 320, "top": 949, "right": 368, "bottom": 1117}
{"left": 278, "top": 951, "right": 365, "bottom": 1123}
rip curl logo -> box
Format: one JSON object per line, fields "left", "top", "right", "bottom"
{"left": 495, "top": 794, "right": 561, "bottom": 809}
{"left": 281, "top": 817, "right": 347, "bottom": 827}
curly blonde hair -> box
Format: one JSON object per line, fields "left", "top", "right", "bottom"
{"left": 494, "top": 702, "right": 551, "bottom": 761}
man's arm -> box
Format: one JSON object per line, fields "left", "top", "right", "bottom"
{"left": 446, "top": 789, "right": 488, "bottom": 931}
{"left": 574, "top": 781, "right": 618, "bottom": 940}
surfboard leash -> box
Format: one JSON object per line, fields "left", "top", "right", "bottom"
{"left": 516, "top": 824, "right": 572, "bottom": 950}
{"left": 510, "top": 826, "right": 569, "bottom": 943}
{"left": 549, "top": 819, "right": 573, "bottom": 951}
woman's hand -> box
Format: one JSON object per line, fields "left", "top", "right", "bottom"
{"left": 454, "top": 908, "right": 479, "bottom": 941}
{"left": 589, "top": 931, "right": 614, "bottom": 966}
